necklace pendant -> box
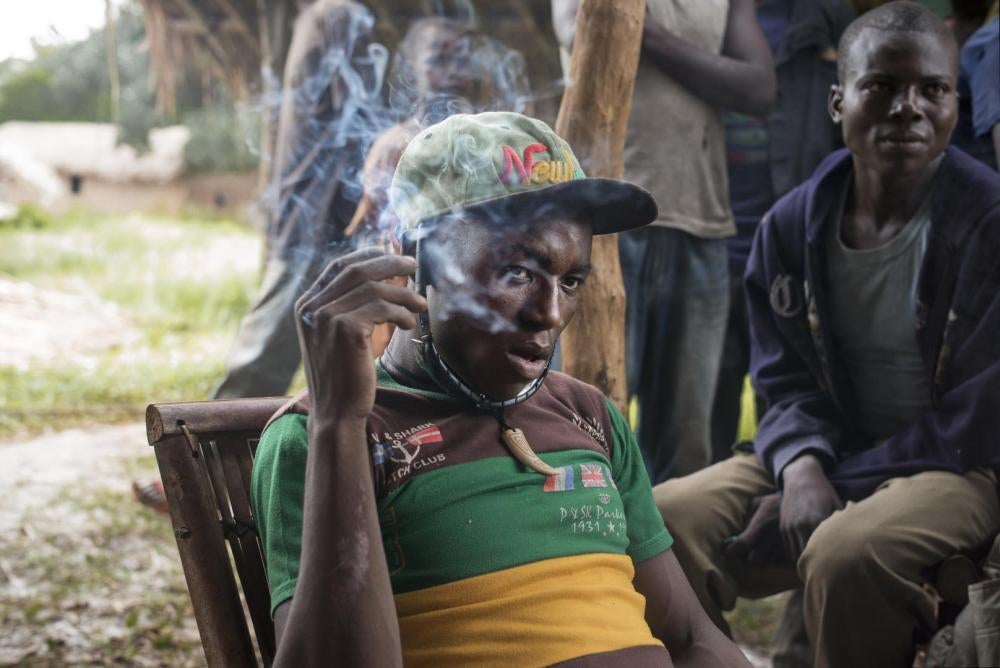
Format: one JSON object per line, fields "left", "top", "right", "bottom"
{"left": 503, "top": 428, "right": 559, "bottom": 476}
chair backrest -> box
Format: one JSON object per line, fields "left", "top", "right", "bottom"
{"left": 146, "top": 397, "right": 289, "bottom": 668}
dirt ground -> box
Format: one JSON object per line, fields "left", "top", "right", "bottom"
{"left": 0, "top": 424, "right": 203, "bottom": 666}
{"left": 0, "top": 278, "right": 138, "bottom": 371}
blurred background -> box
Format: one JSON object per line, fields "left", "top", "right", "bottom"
{"left": 0, "top": 0, "right": 966, "bottom": 665}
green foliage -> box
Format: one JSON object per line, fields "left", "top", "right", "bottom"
{"left": 725, "top": 593, "right": 789, "bottom": 656}
{"left": 182, "top": 106, "right": 262, "bottom": 173}
{"left": 0, "top": 1, "right": 251, "bottom": 161}
{"left": 0, "top": 211, "right": 261, "bottom": 438}
{"left": 0, "top": 64, "right": 67, "bottom": 121}
{"left": 0, "top": 203, "right": 55, "bottom": 230}
{"left": 0, "top": 23, "right": 113, "bottom": 124}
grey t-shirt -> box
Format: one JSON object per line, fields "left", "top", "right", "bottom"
{"left": 826, "top": 185, "right": 932, "bottom": 440}
{"left": 558, "top": 0, "right": 735, "bottom": 239}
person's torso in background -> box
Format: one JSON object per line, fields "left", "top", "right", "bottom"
{"left": 724, "top": 0, "right": 793, "bottom": 273}
{"left": 625, "top": 0, "right": 735, "bottom": 239}
{"left": 826, "top": 183, "right": 932, "bottom": 441}
{"left": 952, "top": 18, "right": 999, "bottom": 171}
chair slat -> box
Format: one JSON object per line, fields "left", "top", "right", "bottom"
{"left": 155, "top": 433, "right": 257, "bottom": 667}
{"left": 218, "top": 434, "right": 277, "bottom": 666}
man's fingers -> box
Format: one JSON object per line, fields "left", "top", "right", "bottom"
{"left": 779, "top": 528, "right": 797, "bottom": 564}
{"left": 297, "top": 253, "right": 417, "bottom": 317}
{"left": 305, "top": 295, "right": 423, "bottom": 337}
{"left": 348, "top": 299, "right": 422, "bottom": 331}
{"left": 781, "top": 523, "right": 811, "bottom": 562}
{"left": 727, "top": 494, "right": 782, "bottom": 563}
{"left": 318, "top": 280, "right": 427, "bottom": 320}
{"left": 298, "top": 247, "right": 385, "bottom": 308}
{"left": 307, "top": 254, "right": 417, "bottom": 309}
{"left": 725, "top": 520, "right": 759, "bottom": 560}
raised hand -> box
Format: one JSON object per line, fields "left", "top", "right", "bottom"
{"left": 294, "top": 248, "right": 427, "bottom": 421}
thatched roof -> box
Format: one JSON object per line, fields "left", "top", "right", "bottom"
{"left": 139, "top": 0, "right": 562, "bottom": 120}
{"left": 139, "top": 0, "right": 274, "bottom": 115}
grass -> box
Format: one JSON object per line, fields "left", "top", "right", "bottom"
{"left": 0, "top": 207, "right": 261, "bottom": 438}
{"left": 727, "top": 593, "right": 790, "bottom": 658}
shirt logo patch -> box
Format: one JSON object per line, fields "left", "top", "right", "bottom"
{"left": 543, "top": 466, "right": 576, "bottom": 493}
{"left": 571, "top": 412, "right": 608, "bottom": 449}
{"left": 770, "top": 274, "right": 803, "bottom": 318}
{"left": 371, "top": 422, "right": 449, "bottom": 487}
{"left": 580, "top": 464, "right": 608, "bottom": 488}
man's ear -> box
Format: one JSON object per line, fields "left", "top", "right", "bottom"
{"left": 828, "top": 84, "right": 844, "bottom": 124}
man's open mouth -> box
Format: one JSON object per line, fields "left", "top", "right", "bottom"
{"left": 506, "top": 345, "right": 550, "bottom": 378}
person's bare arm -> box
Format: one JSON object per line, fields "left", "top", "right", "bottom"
{"left": 634, "top": 550, "right": 752, "bottom": 667}
{"left": 274, "top": 602, "right": 291, "bottom": 646}
{"left": 271, "top": 249, "right": 426, "bottom": 667}
{"left": 641, "top": 0, "right": 776, "bottom": 116}
{"left": 551, "top": 0, "right": 580, "bottom": 52}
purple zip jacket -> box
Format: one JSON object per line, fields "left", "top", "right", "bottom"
{"left": 746, "top": 146, "right": 1000, "bottom": 502}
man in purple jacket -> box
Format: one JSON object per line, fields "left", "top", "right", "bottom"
{"left": 654, "top": 3, "right": 1000, "bottom": 667}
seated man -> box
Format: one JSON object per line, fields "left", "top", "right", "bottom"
{"left": 654, "top": 3, "right": 1000, "bottom": 667}
{"left": 251, "top": 112, "right": 751, "bottom": 666}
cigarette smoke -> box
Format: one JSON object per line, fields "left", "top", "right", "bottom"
{"left": 249, "top": 1, "right": 561, "bottom": 333}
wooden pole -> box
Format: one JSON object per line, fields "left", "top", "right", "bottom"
{"left": 256, "top": 0, "right": 275, "bottom": 193}
{"left": 554, "top": 0, "right": 645, "bottom": 412}
{"left": 105, "top": 0, "right": 121, "bottom": 124}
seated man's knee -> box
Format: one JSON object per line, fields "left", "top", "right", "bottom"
{"left": 799, "top": 512, "right": 880, "bottom": 587}
{"left": 654, "top": 457, "right": 767, "bottom": 554}
{"left": 653, "top": 473, "right": 717, "bottom": 538}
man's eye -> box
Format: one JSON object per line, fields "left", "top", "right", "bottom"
{"left": 504, "top": 266, "right": 531, "bottom": 281}
{"left": 865, "top": 81, "right": 888, "bottom": 93}
{"left": 924, "top": 83, "right": 947, "bottom": 97}
{"left": 561, "top": 276, "right": 584, "bottom": 291}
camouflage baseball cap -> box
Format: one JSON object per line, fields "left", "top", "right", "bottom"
{"left": 389, "top": 111, "right": 657, "bottom": 235}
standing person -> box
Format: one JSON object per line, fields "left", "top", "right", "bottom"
{"left": 347, "top": 16, "right": 483, "bottom": 239}
{"left": 345, "top": 17, "right": 479, "bottom": 355}
{"left": 253, "top": 111, "right": 752, "bottom": 667}
{"left": 553, "top": 0, "right": 777, "bottom": 483}
{"left": 653, "top": 3, "right": 1000, "bottom": 666}
{"left": 712, "top": 0, "right": 855, "bottom": 462}
{"left": 212, "top": 0, "right": 387, "bottom": 400}
{"left": 948, "top": 0, "right": 999, "bottom": 169}
{"left": 134, "top": 1, "right": 387, "bottom": 514}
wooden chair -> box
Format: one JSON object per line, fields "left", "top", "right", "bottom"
{"left": 146, "top": 398, "right": 289, "bottom": 667}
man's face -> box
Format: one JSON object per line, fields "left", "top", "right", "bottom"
{"left": 426, "top": 216, "right": 593, "bottom": 400}
{"left": 412, "top": 26, "right": 475, "bottom": 99}
{"left": 830, "top": 29, "right": 958, "bottom": 177}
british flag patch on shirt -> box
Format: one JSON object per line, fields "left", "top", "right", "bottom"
{"left": 580, "top": 463, "right": 608, "bottom": 488}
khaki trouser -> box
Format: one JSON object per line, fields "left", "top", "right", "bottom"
{"left": 653, "top": 454, "right": 1000, "bottom": 668}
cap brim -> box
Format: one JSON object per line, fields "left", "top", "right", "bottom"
{"left": 458, "top": 177, "right": 658, "bottom": 235}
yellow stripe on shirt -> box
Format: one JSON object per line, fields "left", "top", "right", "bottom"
{"left": 393, "top": 553, "right": 664, "bottom": 667}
